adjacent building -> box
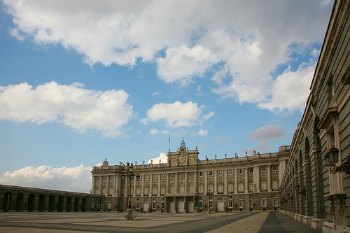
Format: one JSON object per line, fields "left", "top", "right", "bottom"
{"left": 0, "top": 184, "right": 100, "bottom": 212}
{"left": 91, "top": 140, "right": 289, "bottom": 213}
{"left": 279, "top": 1, "right": 350, "bottom": 232}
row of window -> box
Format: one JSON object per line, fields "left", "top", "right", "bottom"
{"left": 118, "top": 165, "right": 279, "bottom": 181}
{"left": 128, "top": 180, "right": 279, "bottom": 196}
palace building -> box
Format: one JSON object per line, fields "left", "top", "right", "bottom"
{"left": 91, "top": 140, "right": 289, "bottom": 213}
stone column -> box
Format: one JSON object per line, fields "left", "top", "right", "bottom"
{"left": 100, "top": 176, "right": 103, "bottom": 196}
{"left": 194, "top": 171, "right": 198, "bottom": 194}
{"left": 141, "top": 175, "right": 144, "bottom": 197}
{"left": 185, "top": 172, "right": 188, "bottom": 193}
{"left": 214, "top": 171, "right": 217, "bottom": 195}
{"left": 124, "top": 175, "right": 128, "bottom": 198}
{"left": 158, "top": 174, "right": 161, "bottom": 197}
{"left": 224, "top": 170, "right": 227, "bottom": 195}
{"left": 245, "top": 168, "right": 248, "bottom": 193}
{"left": 92, "top": 176, "right": 95, "bottom": 195}
{"left": 115, "top": 174, "right": 119, "bottom": 197}
{"left": 267, "top": 165, "right": 271, "bottom": 192}
{"left": 253, "top": 166, "right": 260, "bottom": 192}
{"left": 175, "top": 173, "right": 178, "bottom": 194}
{"left": 234, "top": 169, "right": 238, "bottom": 194}
{"left": 133, "top": 175, "right": 137, "bottom": 197}
{"left": 33, "top": 196, "right": 39, "bottom": 212}
{"left": 107, "top": 175, "right": 109, "bottom": 196}
{"left": 166, "top": 173, "right": 169, "bottom": 194}
{"left": 149, "top": 174, "right": 152, "bottom": 197}
{"left": 204, "top": 171, "right": 208, "bottom": 195}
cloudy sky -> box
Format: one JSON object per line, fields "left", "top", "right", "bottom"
{"left": 0, "top": 0, "right": 333, "bottom": 193}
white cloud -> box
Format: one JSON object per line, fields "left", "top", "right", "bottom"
{"left": 0, "top": 165, "right": 92, "bottom": 193}
{"left": 250, "top": 124, "right": 284, "bottom": 140}
{"left": 250, "top": 124, "right": 284, "bottom": 151}
{"left": 3, "top": 0, "right": 332, "bottom": 112}
{"left": 149, "top": 128, "right": 169, "bottom": 135}
{"left": 157, "top": 45, "right": 219, "bottom": 85}
{"left": 144, "top": 101, "right": 214, "bottom": 128}
{"left": 198, "top": 129, "right": 208, "bottom": 136}
{"left": 0, "top": 82, "right": 133, "bottom": 137}
{"left": 258, "top": 64, "right": 315, "bottom": 112}
{"left": 149, "top": 128, "right": 159, "bottom": 135}
{"left": 148, "top": 152, "right": 168, "bottom": 164}
{"left": 151, "top": 90, "right": 161, "bottom": 96}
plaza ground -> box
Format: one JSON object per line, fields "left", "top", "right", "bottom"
{"left": 0, "top": 211, "right": 320, "bottom": 233}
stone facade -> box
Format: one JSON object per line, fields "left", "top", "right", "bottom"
{"left": 0, "top": 184, "right": 100, "bottom": 212}
{"left": 279, "top": 1, "right": 350, "bottom": 232}
{"left": 91, "top": 140, "right": 289, "bottom": 213}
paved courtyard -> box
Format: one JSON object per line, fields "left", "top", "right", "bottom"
{"left": 0, "top": 211, "right": 320, "bottom": 233}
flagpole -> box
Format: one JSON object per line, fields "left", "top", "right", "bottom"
{"left": 168, "top": 136, "right": 171, "bottom": 152}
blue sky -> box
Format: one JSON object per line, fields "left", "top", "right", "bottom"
{"left": 0, "top": 0, "right": 333, "bottom": 192}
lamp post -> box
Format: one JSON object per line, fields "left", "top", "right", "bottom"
{"left": 324, "top": 147, "right": 350, "bottom": 174}
{"left": 123, "top": 162, "right": 139, "bottom": 220}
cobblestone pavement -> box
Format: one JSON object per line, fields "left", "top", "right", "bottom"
{"left": 0, "top": 211, "right": 319, "bottom": 233}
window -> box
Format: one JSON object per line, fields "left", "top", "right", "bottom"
{"left": 144, "top": 187, "right": 149, "bottom": 195}
{"left": 218, "top": 184, "right": 224, "bottom": 194}
{"left": 249, "top": 183, "right": 254, "bottom": 192}
{"left": 261, "top": 199, "right": 267, "bottom": 207}
{"left": 153, "top": 174, "right": 157, "bottom": 180}
{"left": 273, "top": 198, "right": 279, "bottom": 207}
{"left": 161, "top": 174, "right": 166, "bottom": 179}
{"left": 179, "top": 183, "right": 185, "bottom": 193}
{"left": 248, "top": 168, "right": 253, "bottom": 173}
{"left": 272, "top": 165, "right": 277, "bottom": 171}
{"left": 261, "top": 166, "right": 266, "bottom": 171}
{"left": 238, "top": 183, "right": 244, "bottom": 193}
{"left": 228, "top": 200, "right": 233, "bottom": 208}
{"left": 327, "top": 77, "right": 334, "bottom": 101}
{"left": 209, "top": 200, "right": 213, "bottom": 209}
{"left": 218, "top": 170, "right": 223, "bottom": 176}
{"left": 198, "top": 200, "right": 203, "bottom": 209}
{"left": 239, "top": 169, "right": 243, "bottom": 174}
{"left": 228, "top": 195, "right": 233, "bottom": 200}
{"left": 208, "top": 171, "right": 213, "bottom": 176}
{"left": 189, "top": 184, "right": 194, "bottom": 193}
{"left": 136, "top": 187, "right": 141, "bottom": 196}
{"left": 228, "top": 183, "right": 233, "bottom": 194}
{"left": 170, "top": 184, "right": 175, "bottom": 194}
{"left": 199, "top": 185, "right": 204, "bottom": 194}
{"left": 261, "top": 181, "right": 267, "bottom": 191}
{"left": 272, "top": 181, "right": 278, "bottom": 191}
{"left": 152, "top": 187, "right": 157, "bottom": 196}
{"left": 228, "top": 169, "right": 233, "bottom": 175}
{"left": 199, "top": 171, "right": 203, "bottom": 177}
{"left": 239, "top": 200, "right": 244, "bottom": 208}
{"left": 208, "top": 185, "right": 214, "bottom": 193}
{"left": 161, "top": 187, "right": 166, "bottom": 196}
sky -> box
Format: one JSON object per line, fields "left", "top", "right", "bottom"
{"left": 0, "top": 0, "right": 333, "bottom": 193}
